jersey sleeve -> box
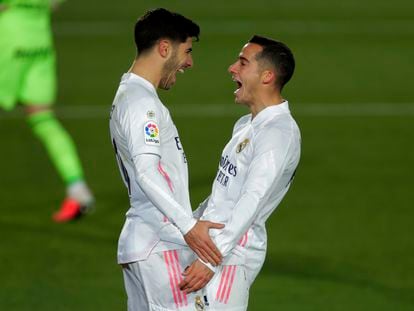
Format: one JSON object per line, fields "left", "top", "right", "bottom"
{"left": 132, "top": 153, "right": 196, "bottom": 235}
{"left": 213, "top": 127, "right": 294, "bottom": 257}
{"left": 120, "top": 97, "right": 163, "bottom": 158}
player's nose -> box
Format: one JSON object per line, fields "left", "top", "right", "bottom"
{"left": 228, "top": 62, "right": 237, "bottom": 74}
{"left": 186, "top": 54, "right": 193, "bottom": 68}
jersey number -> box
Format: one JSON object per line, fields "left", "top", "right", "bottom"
{"left": 112, "top": 138, "right": 131, "bottom": 195}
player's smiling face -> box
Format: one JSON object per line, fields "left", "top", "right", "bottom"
{"left": 228, "top": 43, "right": 263, "bottom": 105}
{"left": 160, "top": 37, "right": 194, "bottom": 90}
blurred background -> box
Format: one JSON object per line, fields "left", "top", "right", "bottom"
{"left": 1, "top": 0, "right": 413, "bottom": 310}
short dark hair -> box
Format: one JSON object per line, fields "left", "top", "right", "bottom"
{"left": 249, "top": 35, "right": 295, "bottom": 90}
{"left": 134, "top": 8, "right": 200, "bottom": 54}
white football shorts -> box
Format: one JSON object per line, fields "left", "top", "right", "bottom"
{"left": 122, "top": 248, "right": 249, "bottom": 310}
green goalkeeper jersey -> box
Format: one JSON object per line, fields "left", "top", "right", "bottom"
{"left": 0, "top": 0, "right": 64, "bottom": 48}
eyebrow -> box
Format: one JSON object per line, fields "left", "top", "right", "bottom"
{"left": 239, "top": 55, "right": 250, "bottom": 62}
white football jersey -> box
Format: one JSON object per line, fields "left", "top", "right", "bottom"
{"left": 109, "top": 73, "right": 193, "bottom": 264}
{"left": 199, "top": 101, "right": 301, "bottom": 283}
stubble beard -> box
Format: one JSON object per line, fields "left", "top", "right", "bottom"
{"left": 159, "top": 49, "right": 180, "bottom": 90}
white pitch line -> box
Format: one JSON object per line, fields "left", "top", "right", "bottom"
{"left": 53, "top": 19, "right": 414, "bottom": 36}
{"left": 1, "top": 103, "right": 414, "bottom": 120}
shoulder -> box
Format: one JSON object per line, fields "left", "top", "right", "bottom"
{"left": 114, "top": 88, "right": 164, "bottom": 123}
{"left": 232, "top": 114, "right": 251, "bottom": 134}
{"left": 254, "top": 114, "right": 300, "bottom": 152}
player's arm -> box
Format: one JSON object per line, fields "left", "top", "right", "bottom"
{"left": 132, "top": 154, "right": 223, "bottom": 266}
{"left": 132, "top": 153, "right": 197, "bottom": 233}
{"left": 123, "top": 101, "right": 223, "bottom": 265}
{"left": 179, "top": 148, "right": 285, "bottom": 293}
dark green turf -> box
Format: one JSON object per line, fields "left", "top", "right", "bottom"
{"left": 1, "top": 0, "right": 413, "bottom": 310}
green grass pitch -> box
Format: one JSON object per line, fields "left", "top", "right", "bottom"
{"left": 1, "top": 0, "right": 414, "bottom": 310}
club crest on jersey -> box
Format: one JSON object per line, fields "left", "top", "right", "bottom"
{"left": 144, "top": 122, "right": 160, "bottom": 145}
{"left": 195, "top": 296, "right": 205, "bottom": 311}
{"left": 236, "top": 138, "right": 250, "bottom": 153}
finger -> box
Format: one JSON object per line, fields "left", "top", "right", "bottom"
{"left": 194, "top": 249, "right": 209, "bottom": 264}
{"left": 181, "top": 274, "right": 197, "bottom": 291}
{"left": 201, "top": 233, "right": 222, "bottom": 257}
{"left": 205, "top": 241, "right": 222, "bottom": 261}
{"left": 185, "top": 279, "right": 205, "bottom": 293}
{"left": 198, "top": 246, "right": 219, "bottom": 266}
{"left": 179, "top": 273, "right": 195, "bottom": 290}
{"left": 207, "top": 221, "right": 225, "bottom": 229}
{"left": 182, "top": 265, "right": 190, "bottom": 276}
{"left": 178, "top": 279, "right": 187, "bottom": 290}
{"left": 196, "top": 243, "right": 218, "bottom": 265}
{"left": 200, "top": 241, "right": 222, "bottom": 265}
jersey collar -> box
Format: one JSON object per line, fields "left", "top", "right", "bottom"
{"left": 251, "top": 100, "right": 290, "bottom": 127}
{"left": 122, "top": 73, "right": 158, "bottom": 96}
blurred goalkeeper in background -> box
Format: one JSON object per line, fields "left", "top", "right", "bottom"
{"left": 0, "top": 0, "right": 94, "bottom": 222}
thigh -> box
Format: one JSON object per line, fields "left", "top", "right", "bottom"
{"left": 0, "top": 43, "right": 24, "bottom": 110}
{"left": 122, "top": 262, "right": 149, "bottom": 311}
{"left": 20, "top": 48, "right": 56, "bottom": 106}
{"left": 139, "top": 249, "right": 196, "bottom": 310}
{"left": 202, "top": 265, "right": 250, "bottom": 310}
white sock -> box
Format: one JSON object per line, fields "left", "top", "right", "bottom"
{"left": 67, "top": 181, "right": 94, "bottom": 206}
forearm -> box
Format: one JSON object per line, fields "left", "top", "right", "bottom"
{"left": 214, "top": 193, "right": 262, "bottom": 257}
{"left": 133, "top": 154, "right": 196, "bottom": 235}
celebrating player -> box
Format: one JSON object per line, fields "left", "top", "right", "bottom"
{"left": 109, "top": 8, "right": 224, "bottom": 310}
{"left": 0, "top": 0, "right": 94, "bottom": 221}
{"left": 179, "top": 35, "right": 301, "bottom": 310}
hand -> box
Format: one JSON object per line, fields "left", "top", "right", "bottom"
{"left": 184, "top": 220, "right": 224, "bottom": 266}
{"left": 179, "top": 259, "right": 214, "bottom": 293}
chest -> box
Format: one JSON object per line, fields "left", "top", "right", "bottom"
{"left": 215, "top": 126, "right": 253, "bottom": 189}
{"left": 159, "top": 118, "right": 187, "bottom": 166}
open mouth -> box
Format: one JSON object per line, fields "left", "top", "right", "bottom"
{"left": 232, "top": 77, "right": 242, "bottom": 92}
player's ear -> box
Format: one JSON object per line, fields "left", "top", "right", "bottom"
{"left": 158, "top": 40, "right": 171, "bottom": 58}
{"left": 262, "top": 70, "right": 276, "bottom": 85}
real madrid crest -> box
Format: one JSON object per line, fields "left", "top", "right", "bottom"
{"left": 195, "top": 295, "right": 205, "bottom": 311}
{"left": 236, "top": 138, "right": 250, "bottom": 153}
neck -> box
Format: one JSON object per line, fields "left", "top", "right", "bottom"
{"left": 128, "top": 56, "right": 163, "bottom": 89}
{"left": 249, "top": 92, "right": 284, "bottom": 118}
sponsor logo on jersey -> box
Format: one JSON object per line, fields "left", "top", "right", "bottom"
{"left": 219, "top": 155, "right": 237, "bottom": 177}
{"left": 236, "top": 138, "right": 250, "bottom": 153}
{"left": 144, "top": 122, "right": 160, "bottom": 145}
{"left": 174, "top": 136, "right": 187, "bottom": 163}
{"left": 216, "top": 154, "right": 237, "bottom": 187}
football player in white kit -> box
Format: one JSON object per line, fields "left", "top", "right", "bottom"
{"left": 109, "top": 8, "right": 225, "bottom": 310}
{"left": 179, "top": 36, "right": 301, "bottom": 310}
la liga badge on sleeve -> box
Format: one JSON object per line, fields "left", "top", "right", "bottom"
{"left": 144, "top": 121, "right": 160, "bottom": 145}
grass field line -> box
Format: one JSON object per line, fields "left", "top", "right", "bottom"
{"left": 53, "top": 19, "right": 414, "bottom": 36}
{"left": 2, "top": 103, "right": 414, "bottom": 119}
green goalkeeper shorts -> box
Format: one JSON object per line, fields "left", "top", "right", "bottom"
{"left": 0, "top": 44, "right": 57, "bottom": 111}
